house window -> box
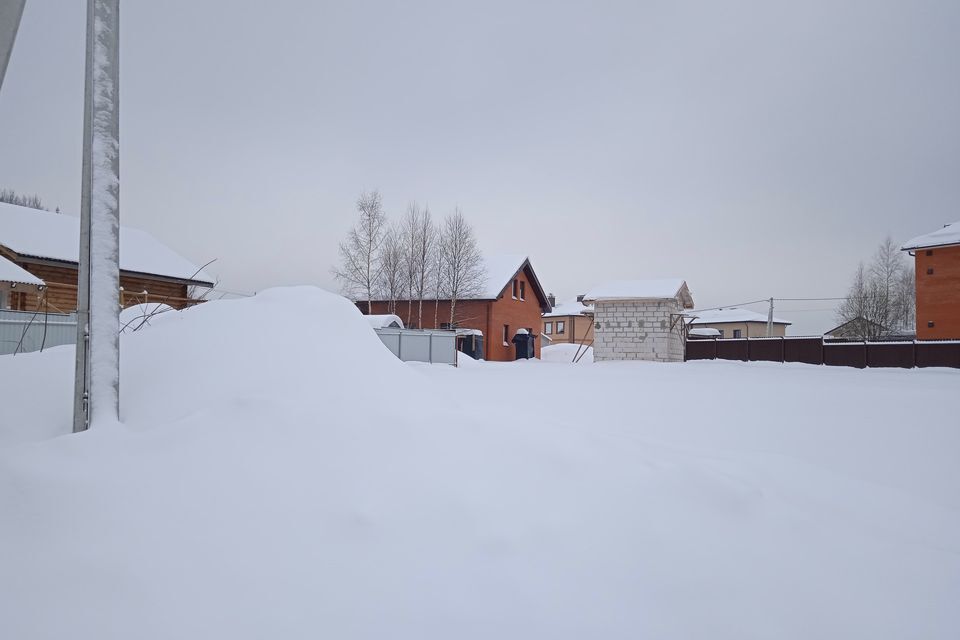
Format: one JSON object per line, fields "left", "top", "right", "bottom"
{"left": 519, "top": 281, "right": 526, "bottom": 300}
{"left": 926, "top": 250, "right": 934, "bottom": 256}
{"left": 440, "top": 322, "right": 456, "bottom": 330}
{"left": 927, "top": 268, "right": 934, "bottom": 275}
{"left": 557, "top": 321, "right": 565, "bottom": 335}
{"left": 503, "top": 324, "right": 510, "bottom": 345}
{"left": 928, "top": 321, "right": 935, "bottom": 328}
{"left": 512, "top": 279, "right": 518, "bottom": 299}
{"left": 733, "top": 329, "right": 742, "bottom": 338}
{"left": 717, "top": 329, "right": 725, "bottom": 338}
{"left": 544, "top": 321, "right": 553, "bottom": 334}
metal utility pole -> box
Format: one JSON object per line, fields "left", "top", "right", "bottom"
{"left": 0, "top": 0, "right": 27, "bottom": 92}
{"left": 766, "top": 297, "right": 774, "bottom": 337}
{"left": 73, "top": 0, "right": 121, "bottom": 432}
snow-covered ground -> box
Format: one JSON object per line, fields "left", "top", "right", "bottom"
{"left": 1, "top": 287, "right": 958, "bottom": 639}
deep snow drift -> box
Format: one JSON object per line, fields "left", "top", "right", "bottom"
{"left": 1, "top": 287, "right": 958, "bottom": 639}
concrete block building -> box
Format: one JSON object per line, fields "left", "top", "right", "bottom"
{"left": 583, "top": 279, "right": 694, "bottom": 362}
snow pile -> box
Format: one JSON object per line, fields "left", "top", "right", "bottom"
{"left": 363, "top": 313, "right": 404, "bottom": 329}
{"left": 119, "top": 302, "right": 177, "bottom": 333}
{"left": 541, "top": 343, "right": 594, "bottom": 363}
{"left": 1, "top": 287, "right": 959, "bottom": 639}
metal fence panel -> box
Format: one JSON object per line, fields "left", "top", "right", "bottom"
{"left": 0, "top": 309, "right": 77, "bottom": 356}
{"left": 867, "top": 342, "right": 914, "bottom": 369}
{"left": 783, "top": 337, "right": 823, "bottom": 365}
{"left": 823, "top": 342, "right": 867, "bottom": 368}
{"left": 687, "top": 337, "right": 960, "bottom": 369}
{"left": 747, "top": 338, "right": 783, "bottom": 362}
{"left": 685, "top": 340, "right": 715, "bottom": 360}
{"left": 916, "top": 341, "right": 960, "bottom": 368}
{"left": 375, "top": 328, "right": 457, "bottom": 365}
{"left": 716, "top": 339, "right": 749, "bottom": 361}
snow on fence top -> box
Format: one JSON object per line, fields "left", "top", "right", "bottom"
{"left": 0, "top": 202, "right": 214, "bottom": 285}
{"left": 583, "top": 278, "right": 693, "bottom": 307}
{"left": 901, "top": 220, "right": 960, "bottom": 251}
{"left": 0, "top": 254, "right": 44, "bottom": 286}
{"left": 688, "top": 307, "right": 791, "bottom": 325}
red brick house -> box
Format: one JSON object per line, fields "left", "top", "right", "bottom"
{"left": 0, "top": 202, "right": 214, "bottom": 312}
{"left": 902, "top": 221, "right": 960, "bottom": 340}
{"left": 362, "top": 254, "right": 551, "bottom": 361}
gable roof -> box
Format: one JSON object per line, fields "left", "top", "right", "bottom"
{"left": 0, "top": 255, "right": 45, "bottom": 286}
{"left": 688, "top": 307, "right": 791, "bottom": 326}
{"left": 901, "top": 221, "right": 960, "bottom": 251}
{"left": 0, "top": 202, "right": 214, "bottom": 286}
{"left": 583, "top": 278, "right": 693, "bottom": 308}
{"left": 481, "top": 254, "right": 551, "bottom": 313}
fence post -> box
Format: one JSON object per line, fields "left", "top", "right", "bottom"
{"left": 780, "top": 336, "right": 785, "bottom": 363}
{"left": 713, "top": 337, "right": 718, "bottom": 360}
{"left": 912, "top": 339, "right": 917, "bottom": 369}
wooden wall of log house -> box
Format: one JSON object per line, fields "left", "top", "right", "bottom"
{"left": 9, "top": 262, "right": 193, "bottom": 312}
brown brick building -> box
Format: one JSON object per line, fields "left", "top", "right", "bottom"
{"left": 362, "top": 255, "right": 551, "bottom": 361}
{"left": 0, "top": 202, "right": 214, "bottom": 312}
{"left": 902, "top": 221, "right": 960, "bottom": 340}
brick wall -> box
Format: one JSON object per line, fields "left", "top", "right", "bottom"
{"left": 914, "top": 245, "right": 960, "bottom": 339}
{"left": 593, "top": 299, "right": 685, "bottom": 362}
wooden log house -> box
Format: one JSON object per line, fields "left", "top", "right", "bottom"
{"left": 0, "top": 202, "right": 214, "bottom": 313}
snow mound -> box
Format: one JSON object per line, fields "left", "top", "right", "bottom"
{"left": 1, "top": 287, "right": 958, "bottom": 639}
{"left": 119, "top": 302, "right": 177, "bottom": 332}
{"left": 541, "top": 343, "right": 594, "bottom": 363}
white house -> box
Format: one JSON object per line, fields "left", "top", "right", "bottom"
{"left": 583, "top": 279, "right": 694, "bottom": 362}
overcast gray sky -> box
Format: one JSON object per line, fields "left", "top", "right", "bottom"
{"left": 2, "top": 1, "right": 958, "bottom": 333}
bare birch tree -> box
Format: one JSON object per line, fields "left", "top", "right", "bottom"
{"left": 432, "top": 226, "right": 447, "bottom": 328}
{"left": 376, "top": 224, "right": 405, "bottom": 315}
{"left": 837, "top": 237, "right": 915, "bottom": 338}
{"left": 333, "top": 190, "right": 386, "bottom": 313}
{"left": 440, "top": 208, "right": 485, "bottom": 326}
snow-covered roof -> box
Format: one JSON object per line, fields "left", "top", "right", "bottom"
{"left": 364, "top": 314, "right": 404, "bottom": 329}
{"left": 688, "top": 307, "right": 791, "bottom": 325}
{"left": 0, "top": 255, "right": 45, "bottom": 286}
{"left": 901, "top": 221, "right": 960, "bottom": 251}
{"left": 0, "top": 202, "right": 214, "bottom": 285}
{"left": 479, "top": 254, "right": 532, "bottom": 299}
{"left": 689, "top": 327, "right": 721, "bottom": 337}
{"left": 583, "top": 279, "right": 693, "bottom": 307}
{"left": 543, "top": 299, "right": 593, "bottom": 318}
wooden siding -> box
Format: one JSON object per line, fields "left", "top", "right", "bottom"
{"left": 7, "top": 260, "right": 195, "bottom": 313}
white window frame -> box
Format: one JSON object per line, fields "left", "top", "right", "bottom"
{"left": 544, "top": 321, "right": 553, "bottom": 334}
{"left": 557, "top": 320, "right": 565, "bottom": 335}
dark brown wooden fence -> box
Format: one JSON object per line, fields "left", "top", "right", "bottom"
{"left": 686, "top": 337, "right": 960, "bottom": 369}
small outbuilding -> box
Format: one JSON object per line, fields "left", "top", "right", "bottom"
{"left": 583, "top": 278, "right": 694, "bottom": 362}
